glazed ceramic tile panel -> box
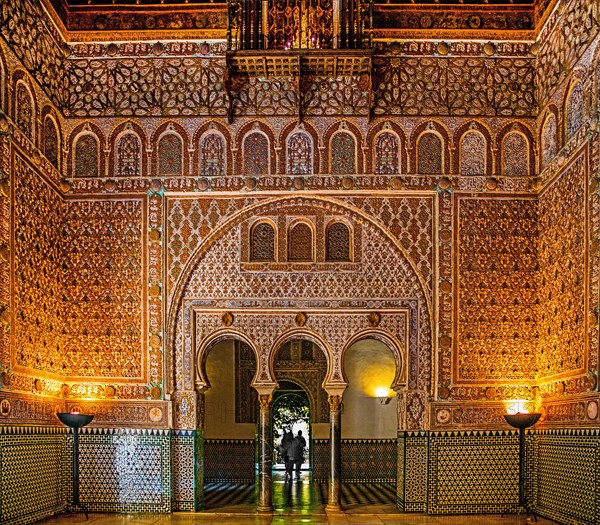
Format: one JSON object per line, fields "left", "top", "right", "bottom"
{"left": 400, "top": 432, "right": 428, "bottom": 512}
{"left": 533, "top": 429, "right": 600, "bottom": 525}
{"left": 340, "top": 439, "right": 397, "bottom": 483}
{"left": 203, "top": 439, "right": 256, "bottom": 483}
{"left": 0, "top": 428, "right": 65, "bottom": 525}
{"left": 172, "top": 430, "right": 195, "bottom": 511}
{"left": 71, "top": 429, "right": 171, "bottom": 513}
{"left": 427, "top": 430, "right": 519, "bottom": 514}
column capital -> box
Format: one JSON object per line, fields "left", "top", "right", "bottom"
{"left": 258, "top": 393, "right": 273, "bottom": 410}
{"left": 328, "top": 394, "right": 343, "bottom": 412}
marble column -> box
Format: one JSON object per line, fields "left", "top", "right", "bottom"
{"left": 194, "top": 390, "right": 205, "bottom": 511}
{"left": 326, "top": 394, "right": 343, "bottom": 511}
{"left": 257, "top": 394, "right": 273, "bottom": 513}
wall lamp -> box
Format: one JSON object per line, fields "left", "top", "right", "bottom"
{"left": 375, "top": 387, "right": 392, "bottom": 405}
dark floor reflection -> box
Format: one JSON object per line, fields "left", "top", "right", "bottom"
{"left": 273, "top": 471, "right": 319, "bottom": 512}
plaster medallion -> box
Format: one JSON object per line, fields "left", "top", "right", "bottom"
{"left": 295, "top": 312, "right": 308, "bottom": 327}
{"left": 438, "top": 177, "right": 451, "bottom": 190}
{"left": 389, "top": 177, "right": 403, "bottom": 190}
{"left": 149, "top": 229, "right": 161, "bottom": 243}
{"left": 586, "top": 401, "right": 598, "bottom": 420}
{"left": 439, "top": 228, "right": 452, "bottom": 242}
{"left": 149, "top": 407, "right": 163, "bottom": 422}
{"left": 104, "top": 385, "right": 116, "bottom": 398}
{"left": 150, "top": 386, "right": 162, "bottom": 400}
{"left": 436, "top": 408, "right": 451, "bottom": 424}
{"left": 150, "top": 179, "right": 163, "bottom": 192}
{"left": 486, "top": 177, "right": 498, "bottom": 190}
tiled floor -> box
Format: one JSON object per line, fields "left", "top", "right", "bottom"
{"left": 35, "top": 474, "right": 560, "bottom": 525}
{"left": 204, "top": 474, "right": 398, "bottom": 513}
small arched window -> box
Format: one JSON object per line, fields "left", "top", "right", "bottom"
{"left": 288, "top": 222, "right": 313, "bottom": 261}
{"left": 326, "top": 222, "right": 351, "bottom": 262}
{"left": 502, "top": 132, "right": 529, "bottom": 177}
{"left": 251, "top": 222, "right": 276, "bottom": 262}
{"left": 244, "top": 131, "right": 269, "bottom": 176}
{"left": 15, "top": 81, "right": 33, "bottom": 140}
{"left": 566, "top": 82, "right": 584, "bottom": 140}
{"left": 158, "top": 133, "right": 183, "bottom": 176}
{"left": 460, "top": 131, "right": 486, "bottom": 176}
{"left": 542, "top": 114, "right": 557, "bottom": 169}
{"left": 74, "top": 134, "right": 99, "bottom": 178}
{"left": 287, "top": 132, "right": 312, "bottom": 174}
{"left": 417, "top": 133, "right": 443, "bottom": 174}
{"left": 331, "top": 131, "right": 356, "bottom": 174}
{"left": 375, "top": 132, "right": 400, "bottom": 174}
{"left": 43, "top": 116, "right": 59, "bottom": 170}
{"left": 117, "top": 133, "right": 141, "bottom": 177}
{"left": 200, "top": 132, "right": 226, "bottom": 176}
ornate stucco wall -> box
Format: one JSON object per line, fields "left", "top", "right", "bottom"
{"left": 0, "top": 0, "right": 599, "bottom": 521}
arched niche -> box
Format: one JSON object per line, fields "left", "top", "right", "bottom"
{"left": 203, "top": 337, "right": 259, "bottom": 438}
{"left": 342, "top": 337, "right": 399, "bottom": 439}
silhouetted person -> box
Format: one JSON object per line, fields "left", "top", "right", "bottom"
{"left": 287, "top": 432, "right": 304, "bottom": 478}
{"left": 281, "top": 430, "right": 295, "bottom": 478}
{"left": 294, "top": 430, "right": 306, "bottom": 476}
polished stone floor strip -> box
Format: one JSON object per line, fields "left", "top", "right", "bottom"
{"left": 35, "top": 512, "right": 560, "bottom": 524}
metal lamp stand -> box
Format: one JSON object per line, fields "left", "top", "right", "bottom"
{"left": 56, "top": 412, "right": 94, "bottom": 519}
{"left": 503, "top": 412, "right": 541, "bottom": 522}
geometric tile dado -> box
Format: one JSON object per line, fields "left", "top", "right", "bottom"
{"left": 75, "top": 428, "right": 171, "bottom": 513}
{"left": 0, "top": 428, "right": 65, "bottom": 525}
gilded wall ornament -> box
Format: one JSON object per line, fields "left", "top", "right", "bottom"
{"left": 221, "top": 312, "right": 234, "bottom": 327}
{"left": 295, "top": 312, "right": 308, "bottom": 327}
{"left": 367, "top": 312, "right": 381, "bottom": 327}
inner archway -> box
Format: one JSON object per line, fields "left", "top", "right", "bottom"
{"left": 271, "top": 338, "right": 329, "bottom": 512}
{"left": 272, "top": 384, "right": 311, "bottom": 472}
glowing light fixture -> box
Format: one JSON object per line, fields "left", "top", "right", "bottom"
{"left": 375, "top": 386, "right": 391, "bottom": 405}
{"left": 505, "top": 399, "right": 529, "bottom": 415}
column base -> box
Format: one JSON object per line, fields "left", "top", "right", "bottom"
{"left": 257, "top": 505, "right": 274, "bottom": 513}
{"left": 325, "top": 503, "right": 342, "bottom": 512}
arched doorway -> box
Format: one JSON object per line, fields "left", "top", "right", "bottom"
{"left": 168, "top": 194, "right": 430, "bottom": 512}
{"left": 272, "top": 383, "right": 311, "bottom": 472}
{"left": 271, "top": 338, "right": 330, "bottom": 511}
{"left": 341, "top": 338, "right": 399, "bottom": 509}
{"left": 202, "top": 339, "right": 259, "bottom": 510}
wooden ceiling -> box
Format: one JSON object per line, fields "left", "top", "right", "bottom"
{"left": 46, "top": 0, "right": 556, "bottom": 41}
